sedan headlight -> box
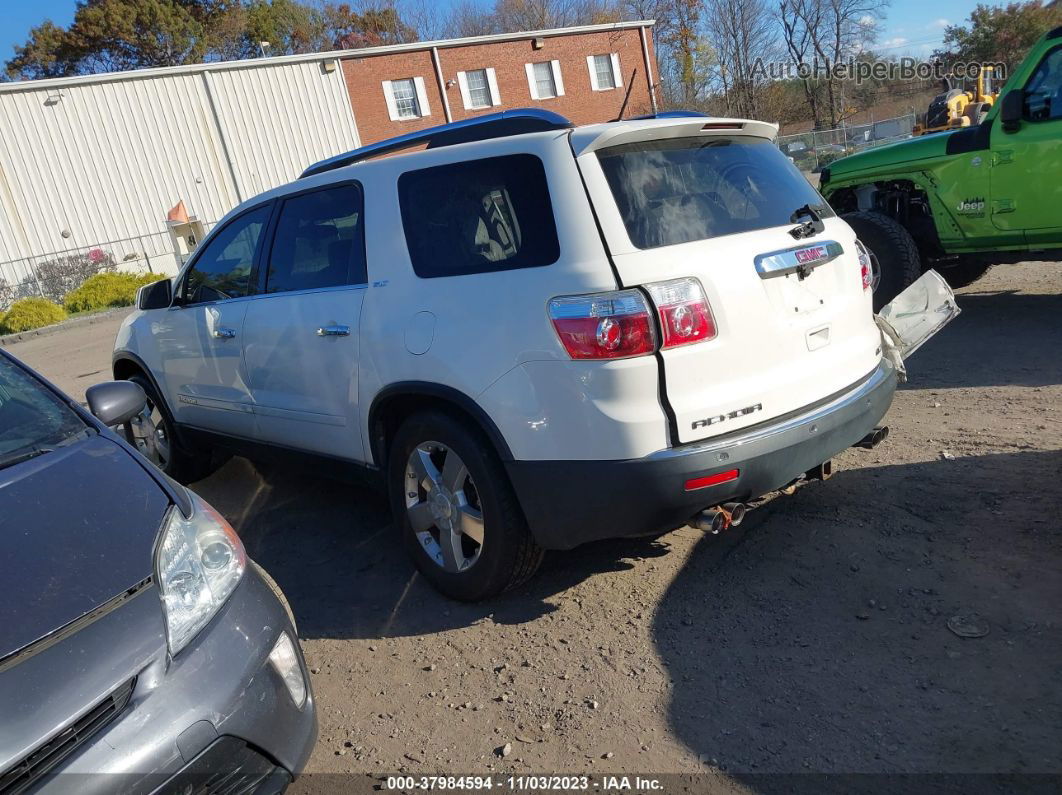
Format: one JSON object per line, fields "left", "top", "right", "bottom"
{"left": 155, "top": 492, "right": 246, "bottom": 655}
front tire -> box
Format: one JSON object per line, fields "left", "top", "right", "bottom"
{"left": 125, "top": 373, "right": 219, "bottom": 484}
{"left": 388, "top": 411, "right": 543, "bottom": 601}
{"left": 842, "top": 211, "right": 922, "bottom": 311}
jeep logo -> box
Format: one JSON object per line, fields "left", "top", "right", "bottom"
{"left": 692, "top": 403, "right": 762, "bottom": 429}
{"left": 956, "top": 198, "right": 986, "bottom": 213}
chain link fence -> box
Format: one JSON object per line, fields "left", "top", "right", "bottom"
{"left": 777, "top": 113, "right": 916, "bottom": 174}
{"left": 0, "top": 226, "right": 216, "bottom": 311}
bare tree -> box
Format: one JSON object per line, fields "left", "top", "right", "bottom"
{"left": 703, "top": 0, "right": 778, "bottom": 117}
{"left": 777, "top": 0, "right": 824, "bottom": 126}
{"left": 782, "top": 0, "right": 886, "bottom": 125}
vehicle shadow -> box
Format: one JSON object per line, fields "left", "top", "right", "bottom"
{"left": 904, "top": 289, "right": 1062, "bottom": 390}
{"left": 653, "top": 448, "right": 1062, "bottom": 777}
{"left": 191, "top": 456, "right": 674, "bottom": 640}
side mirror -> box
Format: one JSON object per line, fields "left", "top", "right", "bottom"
{"left": 137, "top": 278, "right": 173, "bottom": 310}
{"left": 85, "top": 380, "right": 146, "bottom": 427}
{"left": 1000, "top": 89, "right": 1024, "bottom": 132}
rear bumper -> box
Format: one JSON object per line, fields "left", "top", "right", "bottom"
{"left": 506, "top": 358, "right": 897, "bottom": 550}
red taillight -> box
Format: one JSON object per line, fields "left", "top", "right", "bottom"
{"left": 856, "top": 240, "right": 873, "bottom": 291}
{"left": 685, "top": 469, "right": 740, "bottom": 491}
{"left": 645, "top": 278, "right": 717, "bottom": 349}
{"left": 549, "top": 290, "right": 656, "bottom": 359}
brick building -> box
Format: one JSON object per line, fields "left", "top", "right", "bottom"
{"left": 341, "top": 21, "right": 659, "bottom": 143}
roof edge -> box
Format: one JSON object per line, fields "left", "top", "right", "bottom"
{"left": 0, "top": 20, "right": 656, "bottom": 94}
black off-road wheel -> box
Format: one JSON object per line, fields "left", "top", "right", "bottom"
{"left": 125, "top": 373, "right": 220, "bottom": 484}
{"left": 842, "top": 211, "right": 923, "bottom": 311}
{"left": 939, "top": 256, "right": 993, "bottom": 290}
{"left": 388, "top": 411, "right": 543, "bottom": 601}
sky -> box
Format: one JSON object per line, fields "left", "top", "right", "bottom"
{"left": 1, "top": 0, "right": 996, "bottom": 67}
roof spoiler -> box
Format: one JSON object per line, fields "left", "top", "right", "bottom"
{"left": 570, "top": 117, "right": 780, "bottom": 157}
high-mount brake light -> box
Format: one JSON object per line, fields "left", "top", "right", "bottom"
{"left": 645, "top": 278, "right": 717, "bottom": 349}
{"left": 855, "top": 240, "right": 873, "bottom": 291}
{"left": 701, "top": 122, "right": 743, "bottom": 130}
{"left": 548, "top": 290, "right": 656, "bottom": 360}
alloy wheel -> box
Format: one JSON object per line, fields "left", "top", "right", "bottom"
{"left": 404, "top": 442, "right": 485, "bottom": 572}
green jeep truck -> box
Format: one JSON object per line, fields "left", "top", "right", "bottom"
{"left": 821, "top": 26, "right": 1062, "bottom": 309}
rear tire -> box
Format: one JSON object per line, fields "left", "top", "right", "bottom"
{"left": 939, "top": 257, "right": 993, "bottom": 290}
{"left": 125, "top": 373, "right": 219, "bottom": 484}
{"left": 388, "top": 411, "right": 543, "bottom": 601}
{"left": 842, "top": 210, "right": 922, "bottom": 311}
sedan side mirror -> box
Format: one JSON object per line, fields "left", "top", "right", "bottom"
{"left": 138, "top": 278, "right": 173, "bottom": 310}
{"left": 86, "top": 380, "right": 146, "bottom": 427}
{"left": 1000, "top": 89, "right": 1024, "bottom": 133}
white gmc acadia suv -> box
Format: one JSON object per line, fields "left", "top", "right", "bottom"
{"left": 113, "top": 109, "right": 898, "bottom": 600}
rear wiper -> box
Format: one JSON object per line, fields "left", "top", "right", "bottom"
{"left": 788, "top": 204, "right": 825, "bottom": 239}
{"left": 0, "top": 446, "right": 55, "bottom": 471}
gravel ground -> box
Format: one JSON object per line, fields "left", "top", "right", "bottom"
{"left": 7, "top": 262, "right": 1061, "bottom": 785}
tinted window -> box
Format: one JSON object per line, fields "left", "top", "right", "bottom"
{"left": 266, "top": 185, "right": 366, "bottom": 294}
{"left": 184, "top": 205, "right": 270, "bottom": 303}
{"left": 597, "top": 136, "right": 835, "bottom": 250}
{"left": 1024, "top": 47, "right": 1062, "bottom": 121}
{"left": 0, "top": 356, "right": 86, "bottom": 470}
{"left": 398, "top": 154, "right": 560, "bottom": 278}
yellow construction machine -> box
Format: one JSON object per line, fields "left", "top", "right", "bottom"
{"left": 914, "top": 66, "right": 999, "bottom": 135}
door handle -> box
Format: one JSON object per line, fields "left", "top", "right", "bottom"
{"left": 316, "top": 324, "right": 350, "bottom": 337}
{"left": 212, "top": 326, "right": 237, "bottom": 339}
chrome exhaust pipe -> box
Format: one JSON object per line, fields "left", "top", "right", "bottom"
{"left": 692, "top": 507, "right": 731, "bottom": 535}
{"left": 854, "top": 426, "right": 889, "bottom": 450}
{"left": 722, "top": 502, "right": 747, "bottom": 526}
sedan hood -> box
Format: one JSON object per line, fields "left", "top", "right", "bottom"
{"left": 0, "top": 434, "right": 169, "bottom": 661}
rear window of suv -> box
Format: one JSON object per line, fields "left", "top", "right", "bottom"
{"left": 398, "top": 154, "right": 560, "bottom": 278}
{"left": 596, "top": 135, "right": 834, "bottom": 250}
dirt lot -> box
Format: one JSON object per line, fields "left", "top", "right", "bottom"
{"left": 7, "top": 262, "right": 1061, "bottom": 784}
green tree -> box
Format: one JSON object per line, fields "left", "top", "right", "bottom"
{"left": 935, "top": 1, "right": 1062, "bottom": 75}
{"left": 7, "top": 21, "right": 79, "bottom": 79}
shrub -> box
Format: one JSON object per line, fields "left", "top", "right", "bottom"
{"left": 0, "top": 297, "right": 67, "bottom": 334}
{"left": 63, "top": 271, "right": 162, "bottom": 313}
{"left": 36, "top": 248, "right": 117, "bottom": 303}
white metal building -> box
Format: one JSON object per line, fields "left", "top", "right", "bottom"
{"left": 0, "top": 57, "right": 360, "bottom": 291}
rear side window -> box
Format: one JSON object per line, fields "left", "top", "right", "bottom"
{"left": 184, "top": 204, "right": 270, "bottom": 303}
{"left": 266, "top": 184, "right": 366, "bottom": 293}
{"left": 597, "top": 136, "right": 834, "bottom": 250}
{"left": 398, "top": 154, "right": 560, "bottom": 278}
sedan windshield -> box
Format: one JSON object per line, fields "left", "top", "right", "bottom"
{"left": 0, "top": 356, "right": 88, "bottom": 470}
{"left": 596, "top": 135, "right": 834, "bottom": 250}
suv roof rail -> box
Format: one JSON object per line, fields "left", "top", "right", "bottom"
{"left": 300, "top": 108, "right": 574, "bottom": 178}
{"left": 630, "top": 110, "right": 711, "bottom": 119}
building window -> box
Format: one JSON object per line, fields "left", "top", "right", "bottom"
{"left": 458, "top": 68, "right": 500, "bottom": 110}
{"left": 525, "top": 61, "right": 565, "bottom": 100}
{"left": 588, "top": 53, "right": 621, "bottom": 91}
{"left": 383, "top": 77, "right": 431, "bottom": 121}
{"left": 391, "top": 78, "right": 419, "bottom": 118}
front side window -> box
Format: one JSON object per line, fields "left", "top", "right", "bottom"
{"left": 265, "top": 184, "right": 366, "bottom": 294}
{"left": 1024, "top": 47, "right": 1062, "bottom": 121}
{"left": 0, "top": 356, "right": 87, "bottom": 470}
{"left": 398, "top": 154, "right": 560, "bottom": 278}
{"left": 390, "top": 78, "right": 420, "bottom": 119}
{"left": 533, "top": 62, "right": 557, "bottom": 99}
{"left": 464, "top": 69, "right": 492, "bottom": 108}
{"left": 597, "top": 136, "right": 835, "bottom": 250}
{"left": 183, "top": 204, "right": 270, "bottom": 303}
{"left": 593, "top": 54, "right": 616, "bottom": 89}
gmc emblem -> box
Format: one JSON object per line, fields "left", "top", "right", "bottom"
{"left": 691, "top": 403, "right": 762, "bottom": 430}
